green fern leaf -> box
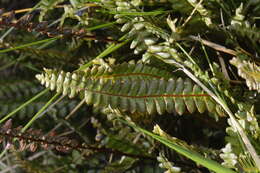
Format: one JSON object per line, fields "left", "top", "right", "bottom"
{"left": 36, "top": 65, "right": 225, "bottom": 116}
{"left": 0, "top": 80, "right": 42, "bottom": 100}
{"left": 63, "top": 63, "right": 173, "bottom": 81}
{"left": 230, "top": 57, "right": 260, "bottom": 92}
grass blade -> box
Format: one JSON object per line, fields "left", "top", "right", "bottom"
{"left": 120, "top": 119, "right": 237, "bottom": 173}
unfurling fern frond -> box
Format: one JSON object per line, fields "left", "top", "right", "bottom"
{"left": 36, "top": 64, "right": 225, "bottom": 117}
{"left": 230, "top": 57, "right": 260, "bottom": 92}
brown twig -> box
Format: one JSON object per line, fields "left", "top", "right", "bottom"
{"left": 189, "top": 35, "right": 237, "bottom": 56}
{"left": 0, "top": 119, "right": 155, "bottom": 160}
{"left": 0, "top": 9, "right": 118, "bottom": 43}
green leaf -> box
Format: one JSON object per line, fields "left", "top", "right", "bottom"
{"left": 36, "top": 64, "right": 224, "bottom": 117}
{"left": 120, "top": 120, "right": 237, "bottom": 173}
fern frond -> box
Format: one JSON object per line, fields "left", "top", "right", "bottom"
{"left": 100, "top": 1, "right": 169, "bottom": 55}
{"left": 36, "top": 65, "right": 225, "bottom": 116}
{"left": 230, "top": 24, "right": 260, "bottom": 53}
{"left": 0, "top": 79, "right": 83, "bottom": 118}
{"left": 230, "top": 57, "right": 260, "bottom": 92}
{"left": 232, "top": 25, "right": 260, "bottom": 43}
{"left": 0, "top": 98, "right": 81, "bottom": 119}
{"left": 0, "top": 80, "right": 43, "bottom": 100}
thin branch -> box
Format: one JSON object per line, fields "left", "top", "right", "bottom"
{"left": 189, "top": 35, "right": 237, "bottom": 56}
{"left": 0, "top": 127, "right": 155, "bottom": 161}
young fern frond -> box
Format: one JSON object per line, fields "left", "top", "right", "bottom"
{"left": 100, "top": 1, "right": 169, "bottom": 55}
{"left": 35, "top": 64, "right": 225, "bottom": 116}
{"left": 230, "top": 57, "right": 260, "bottom": 93}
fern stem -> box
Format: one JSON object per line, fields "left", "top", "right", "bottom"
{"left": 81, "top": 89, "right": 209, "bottom": 99}
{"left": 0, "top": 89, "right": 49, "bottom": 124}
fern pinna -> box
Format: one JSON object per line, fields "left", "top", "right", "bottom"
{"left": 36, "top": 63, "right": 224, "bottom": 117}
{"left": 230, "top": 57, "right": 260, "bottom": 93}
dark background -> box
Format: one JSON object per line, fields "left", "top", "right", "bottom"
{"left": 0, "top": 0, "right": 38, "bottom": 10}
